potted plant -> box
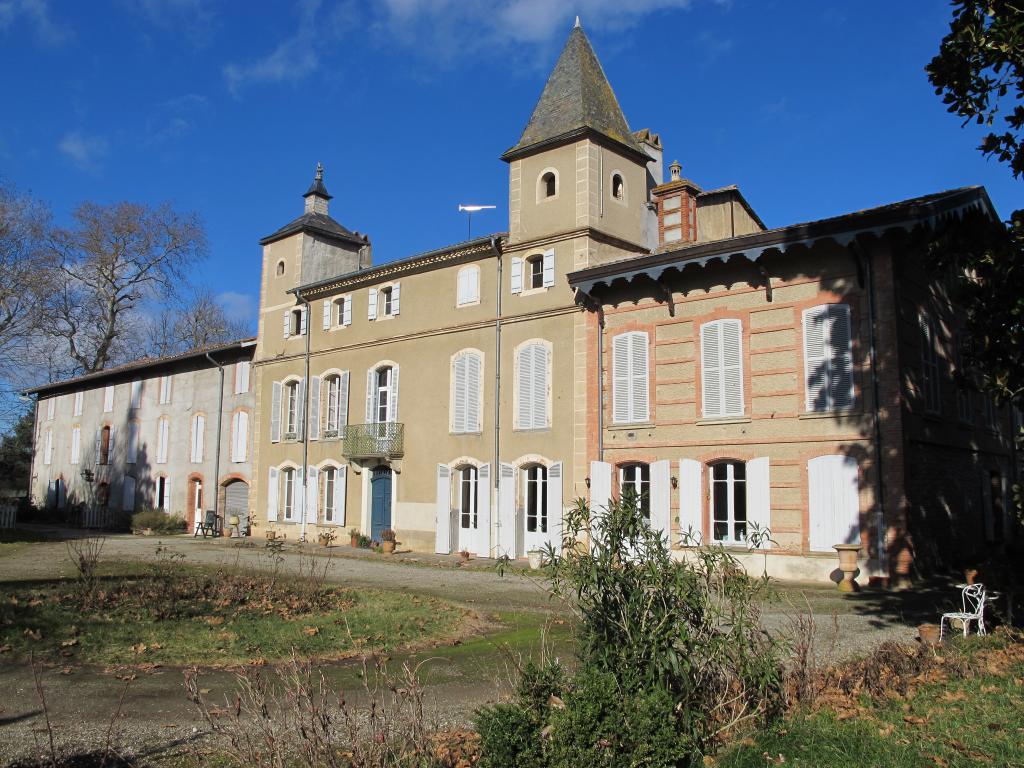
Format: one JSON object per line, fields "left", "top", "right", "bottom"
{"left": 318, "top": 530, "right": 337, "bottom": 548}
{"left": 349, "top": 527, "right": 360, "bottom": 548}
{"left": 459, "top": 549, "right": 471, "bottom": 562}
{"left": 381, "top": 529, "right": 397, "bottom": 554}
{"left": 527, "top": 549, "right": 544, "bottom": 570}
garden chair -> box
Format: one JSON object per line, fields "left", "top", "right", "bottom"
{"left": 194, "top": 510, "right": 220, "bottom": 538}
{"left": 939, "top": 583, "right": 987, "bottom": 641}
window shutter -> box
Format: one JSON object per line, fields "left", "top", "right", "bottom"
{"left": 678, "top": 458, "right": 703, "bottom": 545}
{"left": 74, "top": 391, "right": 83, "bottom": 416}
{"left": 631, "top": 333, "right": 649, "bottom": 421}
{"left": 157, "top": 420, "right": 169, "bottom": 464}
{"left": 391, "top": 283, "right": 401, "bottom": 315}
{"left": 122, "top": 476, "right": 136, "bottom": 512}
{"left": 365, "top": 370, "right": 376, "bottom": 423}
{"left": 546, "top": 461, "right": 563, "bottom": 551}
{"left": 701, "top": 320, "right": 743, "bottom": 418}
{"left": 516, "top": 346, "right": 532, "bottom": 429}
{"left": 283, "top": 310, "right": 291, "bottom": 338}
{"left": 808, "top": 455, "right": 860, "bottom": 552}
{"left": 467, "top": 352, "right": 481, "bottom": 432}
{"left": 532, "top": 344, "right": 548, "bottom": 428}
{"left": 745, "top": 456, "right": 771, "bottom": 548}
{"left": 193, "top": 415, "right": 205, "bottom": 462}
{"left": 452, "top": 356, "right": 467, "bottom": 433}
{"left": 237, "top": 411, "right": 249, "bottom": 462}
{"left": 803, "top": 306, "right": 828, "bottom": 411}
{"left": 309, "top": 376, "right": 321, "bottom": 441}
{"left": 162, "top": 476, "right": 171, "bottom": 511}
{"left": 722, "top": 320, "right": 743, "bottom": 416}
{"left": 296, "top": 378, "right": 305, "bottom": 436}
{"left": 589, "top": 460, "right": 612, "bottom": 514}
{"left": 368, "top": 288, "right": 378, "bottom": 320}
{"left": 343, "top": 297, "right": 352, "bottom": 326}
{"left": 457, "top": 271, "right": 467, "bottom": 306}
{"left": 306, "top": 466, "right": 319, "bottom": 524}
{"left": 338, "top": 371, "right": 349, "bottom": 426}
{"left": 299, "top": 306, "right": 308, "bottom": 336}
{"left": 435, "top": 464, "right": 452, "bottom": 554}
{"left": 127, "top": 422, "right": 138, "bottom": 464}
{"left": 230, "top": 412, "right": 240, "bottom": 462}
{"left": 46, "top": 398, "right": 54, "bottom": 420}
{"left": 611, "top": 334, "right": 630, "bottom": 423}
{"left": 469, "top": 267, "right": 479, "bottom": 303}
{"left": 103, "top": 386, "right": 114, "bottom": 412}
{"left": 44, "top": 430, "right": 53, "bottom": 465}
{"left": 294, "top": 467, "right": 305, "bottom": 522}
{"left": 542, "top": 248, "right": 555, "bottom": 287}
{"left": 71, "top": 428, "right": 80, "bottom": 464}
{"left": 267, "top": 467, "right": 279, "bottom": 522}
{"left": 829, "top": 306, "right": 854, "bottom": 410}
{"left": 94, "top": 429, "right": 101, "bottom": 465}
{"left": 389, "top": 366, "right": 400, "bottom": 421}
{"left": 498, "top": 463, "right": 516, "bottom": 557}
{"left": 334, "top": 466, "right": 347, "bottom": 524}
{"left": 511, "top": 257, "right": 523, "bottom": 294}
{"left": 701, "top": 323, "right": 722, "bottom": 418}
{"left": 270, "top": 381, "right": 282, "bottom": 443}
{"left": 477, "top": 463, "right": 491, "bottom": 556}
{"left": 650, "top": 459, "right": 671, "bottom": 543}
{"left": 323, "top": 299, "right": 332, "bottom": 330}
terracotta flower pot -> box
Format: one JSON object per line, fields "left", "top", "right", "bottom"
{"left": 382, "top": 541, "right": 396, "bottom": 554}
{"left": 350, "top": 536, "right": 359, "bottom": 547}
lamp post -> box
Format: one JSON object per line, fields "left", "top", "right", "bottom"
{"left": 458, "top": 205, "right": 496, "bottom": 240}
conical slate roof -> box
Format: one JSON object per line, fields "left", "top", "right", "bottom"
{"left": 503, "top": 23, "right": 642, "bottom": 160}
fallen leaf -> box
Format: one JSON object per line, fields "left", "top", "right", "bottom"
{"left": 302, "top": 626, "right": 319, "bottom": 636}
{"left": 903, "top": 715, "right": 928, "bottom": 726}
{"left": 60, "top": 638, "right": 78, "bottom": 648}
{"left": 878, "top": 725, "right": 895, "bottom": 738}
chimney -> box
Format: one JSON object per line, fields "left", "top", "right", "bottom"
{"left": 652, "top": 159, "right": 700, "bottom": 247}
{"left": 302, "top": 162, "right": 332, "bottom": 216}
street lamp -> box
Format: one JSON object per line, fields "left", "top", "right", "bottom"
{"left": 458, "top": 204, "right": 496, "bottom": 240}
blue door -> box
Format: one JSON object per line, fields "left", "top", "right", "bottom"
{"left": 370, "top": 466, "right": 393, "bottom": 542}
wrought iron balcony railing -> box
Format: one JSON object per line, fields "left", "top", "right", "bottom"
{"left": 341, "top": 422, "right": 405, "bottom": 459}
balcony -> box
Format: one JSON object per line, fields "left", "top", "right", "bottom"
{"left": 342, "top": 422, "right": 405, "bottom": 459}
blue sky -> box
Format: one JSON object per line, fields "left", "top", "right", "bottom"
{"left": 1, "top": 0, "right": 1020, "bottom": 334}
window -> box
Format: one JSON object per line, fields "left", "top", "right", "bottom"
{"left": 700, "top": 319, "right": 744, "bottom": 418}
{"left": 919, "top": 311, "right": 941, "bottom": 414}
{"left": 157, "top": 417, "right": 169, "bottom": 464}
{"left": 285, "top": 307, "right": 307, "bottom": 338}
{"left": 451, "top": 351, "right": 482, "bottom": 433}
{"left": 619, "top": 463, "right": 650, "bottom": 519}
{"left": 282, "top": 468, "right": 296, "bottom": 521}
{"left": 323, "top": 466, "right": 337, "bottom": 523}
{"left": 528, "top": 255, "right": 544, "bottom": 289}
{"left": 46, "top": 398, "right": 54, "bottom": 420}
{"left": 191, "top": 478, "right": 203, "bottom": 521}
{"left": 515, "top": 342, "right": 550, "bottom": 430}
{"left": 323, "top": 374, "right": 348, "bottom": 434}
{"left": 612, "top": 332, "right": 649, "bottom": 423}
{"left": 70, "top": 427, "right": 81, "bottom": 465}
{"left": 190, "top": 414, "right": 205, "bottom": 463}
{"left": 372, "top": 366, "right": 395, "bottom": 423}
{"left": 285, "top": 381, "right": 301, "bottom": 436}
{"left": 158, "top": 375, "right": 172, "bottom": 404}
{"left": 457, "top": 266, "right": 480, "bottom": 306}
{"left": 99, "top": 425, "right": 111, "bottom": 465}
{"left": 803, "top": 304, "right": 854, "bottom": 412}
{"left": 711, "top": 461, "right": 746, "bottom": 544}
{"left": 130, "top": 380, "right": 143, "bottom": 410}
{"left": 234, "top": 362, "right": 250, "bottom": 395}
{"left": 122, "top": 476, "right": 136, "bottom": 512}
{"left": 510, "top": 251, "right": 554, "bottom": 294}
{"left": 326, "top": 295, "right": 351, "bottom": 328}
{"left": 611, "top": 173, "right": 625, "bottom": 201}
{"left": 276, "top": 260, "right": 285, "bottom": 276}
{"left": 73, "top": 391, "right": 83, "bottom": 417}
{"left": 368, "top": 284, "right": 400, "bottom": 319}
{"left": 539, "top": 171, "right": 557, "bottom": 199}
{"left": 458, "top": 465, "right": 478, "bottom": 530}
{"left": 524, "top": 464, "right": 548, "bottom": 534}
{"left": 126, "top": 421, "right": 139, "bottom": 464}
{"left": 156, "top": 476, "right": 170, "bottom": 511}
{"left": 43, "top": 429, "right": 53, "bottom": 465}
{"left": 381, "top": 287, "right": 394, "bottom": 315}
{"left": 103, "top": 385, "right": 114, "bottom": 413}
{"left": 231, "top": 410, "right": 249, "bottom": 462}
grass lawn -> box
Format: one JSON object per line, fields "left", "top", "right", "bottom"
{"left": 0, "top": 528, "right": 50, "bottom": 557}
{"left": 0, "top": 562, "right": 472, "bottom": 667}
{"left": 717, "top": 635, "right": 1024, "bottom": 767}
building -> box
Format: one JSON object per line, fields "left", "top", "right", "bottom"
{"left": 26, "top": 340, "right": 256, "bottom": 530}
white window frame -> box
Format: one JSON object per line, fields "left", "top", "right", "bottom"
{"left": 282, "top": 467, "right": 295, "bottom": 521}
{"left": 457, "top": 465, "right": 478, "bottom": 532}
{"left": 611, "top": 331, "right": 649, "bottom": 424}
{"left": 710, "top": 461, "right": 747, "bottom": 545}
{"left": 700, "top": 319, "right": 745, "bottom": 419}
{"left": 159, "top": 375, "right": 172, "bottom": 404}
{"left": 103, "top": 385, "right": 114, "bottom": 413}
{"left": 514, "top": 341, "right": 551, "bottom": 431}
{"left": 523, "top": 464, "right": 548, "bottom": 536}
{"left": 285, "top": 380, "right": 300, "bottom": 436}
{"left": 456, "top": 265, "right": 481, "bottom": 307}
{"left": 73, "top": 391, "right": 83, "bottom": 417}
{"left": 619, "top": 463, "right": 650, "bottom": 519}
{"left": 336, "top": 295, "right": 352, "bottom": 327}
{"left": 450, "top": 350, "right": 483, "bottom": 434}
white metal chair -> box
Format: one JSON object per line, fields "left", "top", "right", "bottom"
{"left": 939, "top": 583, "right": 987, "bottom": 641}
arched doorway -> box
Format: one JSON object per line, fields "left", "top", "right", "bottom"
{"left": 453, "top": 465, "right": 478, "bottom": 554}
{"left": 223, "top": 479, "right": 250, "bottom": 535}
{"left": 370, "top": 466, "right": 392, "bottom": 542}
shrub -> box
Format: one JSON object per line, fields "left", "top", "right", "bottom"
{"left": 131, "top": 509, "right": 187, "bottom": 534}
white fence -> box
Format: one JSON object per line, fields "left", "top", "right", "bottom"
{"left": 0, "top": 504, "right": 15, "bottom": 529}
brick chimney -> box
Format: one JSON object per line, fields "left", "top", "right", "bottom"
{"left": 652, "top": 159, "right": 701, "bottom": 246}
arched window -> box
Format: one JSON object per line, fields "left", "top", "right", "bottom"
{"left": 619, "top": 463, "right": 650, "bottom": 519}
{"left": 451, "top": 350, "right": 482, "bottom": 434}
{"left": 323, "top": 373, "right": 347, "bottom": 434}
{"left": 456, "top": 265, "right": 480, "bottom": 306}
{"left": 611, "top": 173, "right": 625, "bottom": 200}
{"left": 523, "top": 464, "right": 548, "bottom": 534}
{"left": 367, "top": 365, "right": 398, "bottom": 423}
{"left": 515, "top": 341, "right": 550, "bottom": 430}
{"left": 323, "top": 465, "right": 337, "bottom": 523}
{"left": 540, "top": 171, "right": 556, "bottom": 199}
{"left": 284, "top": 380, "right": 301, "bottom": 436}
{"left": 276, "top": 260, "right": 285, "bottom": 276}
{"left": 457, "top": 465, "right": 478, "bottom": 531}
{"left": 281, "top": 467, "right": 296, "bottom": 521}
{"left": 710, "top": 461, "right": 746, "bottom": 544}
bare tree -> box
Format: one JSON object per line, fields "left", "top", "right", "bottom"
{"left": 46, "top": 201, "right": 207, "bottom": 373}
{"left": 171, "top": 287, "right": 252, "bottom": 352}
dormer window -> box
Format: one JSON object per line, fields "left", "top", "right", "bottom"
{"left": 611, "top": 173, "right": 625, "bottom": 201}
{"left": 538, "top": 170, "right": 558, "bottom": 201}
{"left": 276, "top": 260, "right": 285, "bottom": 277}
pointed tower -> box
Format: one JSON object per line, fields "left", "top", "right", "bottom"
{"left": 502, "top": 21, "right": 652, "bottom": 266}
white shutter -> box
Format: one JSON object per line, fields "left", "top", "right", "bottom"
{"left": 722, "top": 320, "right": 743, "bottom": 416}
{"left": 44, "top": 430, "right": 53, "bottom": 465}
{"left": 589, "top": 460, "right": 612, "bottom": 513}
{"left": 270, "top": 381, "right": 282, "bottom": 442}
{"left": 46, "top": 398, "right": 54, "bottom": 420}
{"left": 295, "top": 377, "right": 305, "bottom": 436}
{"left": 516, "top": 345, "right": 532, "bottom": 429}
{"left": 237, "top": 411, "right": 249, "bottom": 462}
{"left": 631, "top": 333, "right": 649, "bottom": 421}
{"left": 338, "top": 371, "right": 350, "bottom": 426}
{"left": 477, "top": 463, "right": 491, "bottom": 557}
{"left": 830, "top": 305, "right": 854, "bottom": 410}
{"left": 457, "top": 270, "right": 467, "bottom": 305}
{"left": 391, "top": 283, "right": 401, "bottom": 315}
{"left": 365, "top": 370, "right": 376, "bottom": 423}
{"left": 294, "top": 467, "right": 305, "bottom": 522}
{"left": 236, "top": 362, "right": 250, "bottom": 395}
{"left": 678, "top": 458, "right": 703, "bottom": 545}
{"left": 611, "top": 334, "right": 631, "bottom": 423}
{"left": 701, "top": 320, "right": 743, "bottom": 418}
{"left": 127, "top": 421, "right": 138, "bottom": 464}
{"left": 162, "top": 476, "right": 171, "bottom": 512}
{"left": 306, "top": 466, "right": 319, "bottom": 524}
{"left": 230, "top": 412, "right": 240, "bottom": 462}
{"left": 193, "top": 415, "right": 205, "bottom": 463}
{"left": 283, "top": 310, "right": 291, "bottom": 338}
{"left": 74, "top": 391, "right": 83, "bottom": 416}
{"left": 435, "top": 464, "right": 452, "bottom": 553}
{"left": 533, "top": 344, "right": 548, "bottom": 428}
{"left": 70, "top": 428, "right": 80, "bottom": 464}
{"left": 745, "top": 456, "right": 771, "bottom": 549}
{"left": 103, "top": 386, "right": 114, "bottom": 412}
{"left": 368, "top": 288, "right": 378, "bottom": 320}
{"left": 122, "top": 476, "right": 136, "bottom": 512}
{"left": 267, "top": 467, "right": 279, "bottom": 522}
{"left": 343, "top": 297, "right": 352, "bottom": 326}
{"left": 701, "top": 323, "right": 722, "bottom": 418}
{"left": 803, "top": 306, "right": 828, "bottom": 412}
{"left": 498, "top": 463, "right": 516, "bottom": 557}
{"left": 469, "top": 267, "right": 479, "bottom": 303}
{"left": 107, "top": 426, "right": 115, "bottom": 461}
{"left": 335, "top": 466, "right": 347, "bottom": 524}
{"left": 546, "top": 462, "right": 563, "bottom": 552}
{"left": 94, "top": 429, "right": 101, "bottom": 465}
{"left": 612, "top": 332, "right": 649, "bottom": 424}
{"left": 467, "top": 352, "right": 481, "bottom": 432}
{"left": 389, "top": 366, "right": 399, "bottom": 422}
{"left": 299, "top": 306, "right": 308, "bottom": 336}
{"left": 323, "top": 299, "right": 332, "bottom": 330}
{"left": 157, "top": 419, "right": 169, "bottom": 464}
{"left": 131, "top": 380, "right": 142, "bottom": 409}
{"left": 452, "top": 356, "right": 467, "bottom": 433}
{"left": 309, "top": 376, "right": 321, "bottom": 440}
{"left": 650, "top": 459, "right": 671, "bottom": 544}
{"left": 808, "top": 455, "right": 860, "bottom": 552}
{"left": 511, "top": 256, "right": 523, "bottom": 294}
{"left": 542, "top": 248, "right": 555, "bottom": 287}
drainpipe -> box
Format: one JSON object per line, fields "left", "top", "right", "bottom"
{"left": 203, "top": 351, "right": 225, "bottom": 527}
{"left": 491, "top": 236, "right": 503, "bottom": 555}
{"left": 299, "top": 293, "right": 313, "bottom": 543}
{"left": 597, "top": 309, "right": 605, "bottom": 462}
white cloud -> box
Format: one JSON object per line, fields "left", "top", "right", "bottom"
{"left": 216, "top": 291, "right": 256, "bottom": 327}
{"left": 0, "top": 0, "right": 69, "bottom": 44}
{"left": 126, "top": 0, "right": 217, "bottom": 46}
{"left": 57, "top": 131, "right": 108, "bottom": 172}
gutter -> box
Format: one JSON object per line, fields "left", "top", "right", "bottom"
{"left": 202, "top": 351, "right": 226, "bottom": 529}
{"left": 490, "top": 235, "right": 503, "bottom": 558}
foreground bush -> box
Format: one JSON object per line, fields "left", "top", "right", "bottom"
{"left": 130, "top": 509, "right": 186, "bottom": 534}
{"left": 478, "top": 495, "right": 785, "bottom": 766}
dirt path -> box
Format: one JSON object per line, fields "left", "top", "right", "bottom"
{"left": 0, "top": 532, "right": 922, "bottom": 764}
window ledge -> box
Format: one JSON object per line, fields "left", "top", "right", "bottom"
{"left": 512, "top": 427, "right": 551, "bottom": 433}
{"left": 456, "top": 301, "right": 481, "bottom": 309}
{"left": 607, "top": 422, "right": 654, "bottom": 431}
{"left": 450, "top": 431, "right": 484, "bottom": 437}
{"left": 695, "top": 416, "right": 751, "bottom": 426}
{"left": 518, "top": 286, "right": 550, "bottom": 297}
{"left": 798, "top": 410, "right": 861, "bottom": 420}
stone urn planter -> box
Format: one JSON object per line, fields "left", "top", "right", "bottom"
{"left": 833, "top": 543, "right": 861, "bottom": 593}
{"left": 527, "top": 549, "right": 544, "bottom": 570}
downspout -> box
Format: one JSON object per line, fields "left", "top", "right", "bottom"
{"left": 299, "top": 293, "right": 313, "bottom": 543}
{"left": 491, "top": 236, "right": 503, "bottom": 555}
{"left": 203, "top": 351, "right": 225, "bottom": 527}
{"left": 854, "top": 241, "right": 888, "bottom": 577}
{"left": 597, "top": 307, "right": 605, "bottom": 462}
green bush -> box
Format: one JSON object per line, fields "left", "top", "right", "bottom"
{"left": 131, "top": 509, "right": 187, "bottom": 534}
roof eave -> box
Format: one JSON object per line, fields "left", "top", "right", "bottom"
{"left": 501, "top": 126, "right": 649, "bottom": 164}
